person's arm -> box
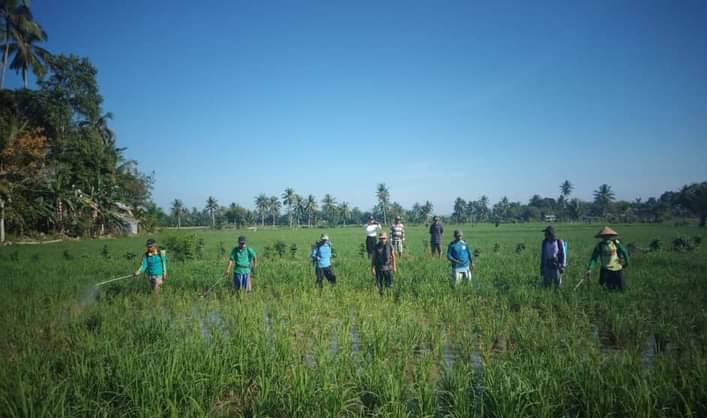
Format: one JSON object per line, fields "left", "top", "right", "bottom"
{"left": 401, "top": 225, "right": 405, "bottom": 241}
{"left": 224, "top": 259, "right": 234, "bottom": 277}
{"left": 540, "top": 242, "right": 546, "bottom": 271}
{"left": 135, "top": 255, "right": 147, "bottom": 276}
{"left": 371, "top": 252, "right": 376, "bottom": 276}
{"left": 468, "top": 246, "right": 474, "bottom": 271}
{"left": 585, "top": 244, "right": 601, "bottom": 276}
{"left": 616, "top": 241, "right": 630, "bottom": 268}
{"left": 447, "top": 244, "right": 458, "bottom": 265}
{"left": 557, "top": 241, "right": 565, "bottom": 272}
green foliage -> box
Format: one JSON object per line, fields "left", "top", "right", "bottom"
{"left": 274, "top": 240, "right": 287, "bottom": 258}
{"left": 1, "top": 224, "right": 707, "bottom": 417}
{"left": 99, "top": 244, "right": 110, "bottom": 259}
{"left": 163, "top": 233, "right": 204, "bottom": 261}
{"left": 289, "top": 243, "right": 297, "bottom": 259}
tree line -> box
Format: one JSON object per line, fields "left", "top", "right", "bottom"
{"left": 0, "top": 1, "right": 154, "bottom": 242}
{"left": 160, "top": 181, "right": 707, "bottom": 230}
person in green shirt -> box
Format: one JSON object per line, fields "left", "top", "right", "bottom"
{"left": 585, "top": 226, "right": 630, "bottom": 291}
{"left": 224, "top": 235, "right": 257, "bottom": 292}
{"left": 133, "top": 239, "right": 167, "bottom": 293}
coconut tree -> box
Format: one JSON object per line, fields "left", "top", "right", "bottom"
{"left": 2, "top": 14, "right": 49, "bottom": 89}
{"left": 254, "top": 193, "right": 268, "bottom": 227}
{"left": 376, "top": 183, "right": 390, "bottom": 225}
{"left": 171, "top": 199, "right": 183, "bottom": 229}
{"left": 453, "top": 197, "right": 466, "bottom": 223}
{"left": 268, "top": 195, "right": 281, "bottom": 227}
{"left": 338, "top": 201, "right": 351, "bottom": 225}
{"left": 205, "top": 196, "right": 218, "bottom": 228}
{"left": 321, "top": 194, "right": 337, "bottom": 225}
{"left": 305, "top": 194, "right": 317, "bottom": 227}
{"left": 1, "top": 0, "right": 40, "bottom": 89}
{"left": 281, "top": 187, "right": 296, "bottom": 228}
{"left": 560, "top": 180, "right": 574, "bottom": 199}
{"left": 593, "top": 184, "right": 615, "bottom": 218}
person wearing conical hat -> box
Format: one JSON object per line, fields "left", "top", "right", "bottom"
{"left": 585, "top": 226, "right": 630, "bottom": 291}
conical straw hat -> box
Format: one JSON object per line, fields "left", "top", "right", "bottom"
{"left": 595, "top": 226, "right": 618, "bottom": 238}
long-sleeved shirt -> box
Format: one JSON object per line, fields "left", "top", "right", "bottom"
{"left": 447, "top": 239, "right": 472, "bottom": 271}
{"left": 429, "top": 223, "right": 444, "bottom": 243}
{"left": 586, "top": 239, "right": 629, "bottom": 271}
{"left": 138, "top": 251, "right": 166, "bottom": 276}
{"left": 540, "top": 239, "right": 565, "bottom": 270}
{"left": 390, "top": 223, "right": 405, "bottom": 242}
{"left": 311, "top": 242, "right": 333, "bottom": 268}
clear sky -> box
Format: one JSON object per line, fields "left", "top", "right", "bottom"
{"left": 9, "top": 0, "right": 707, "bottom": 213}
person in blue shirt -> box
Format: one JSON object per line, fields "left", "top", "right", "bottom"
{"left": 447, "top": 230, "right": 473, "bottom": 288}
{"left": 133, "top": 239, "right": 167, "bottom": 293}
{"left": 311, "top": 233, "right": 336, "bottom": 288}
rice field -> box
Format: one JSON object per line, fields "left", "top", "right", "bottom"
{"left": 1, "top": 223, "right": 706, "bottom": 418}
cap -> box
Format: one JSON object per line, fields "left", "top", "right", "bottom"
{"left": 454, "top": 230, "right": 463, "bottom": 238}
{"left": 145, "top": 239, "right": 156, "bottom": 247}
{"left": 238, "top": 235, "right": 247, "bottom": 244}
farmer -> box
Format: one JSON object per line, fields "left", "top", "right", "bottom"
{"left": 371, "top": 232, "right": 396, "bottom": 295}
{"left": 447, "top": 230, "right": 473, "bottom": 288}
{"left": 390, "top": 215, "right": 405, "bottom": 256}
{"left": 311, "top": 233, "right": 336, "bottom": 288}
{"left": 540, "top": 226, "right": 565, "bottom": 288}
{"left": 224, "top": 235, "right": 257, "bottom": 292}
{"left": 585, "top": 226, "right": 630, "bottom": 291}
{"left": 364, "top": 216, "right": 382, "bottom": 259}
{"left": 429, "top": 216, "right": 444, "bottom": 257}
{"left": 133, "top": 239, "right": 167, "bottom": 293}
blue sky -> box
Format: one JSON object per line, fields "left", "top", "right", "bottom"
{"left": 8, "top": 0, "right": 707, "bottom": 213}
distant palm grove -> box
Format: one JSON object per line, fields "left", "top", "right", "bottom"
{"left": 1, "top": 3, "right": 706, "bottom": 243}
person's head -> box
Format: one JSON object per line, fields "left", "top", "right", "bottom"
{"left": 454, "top": 230, "right": 463, "bottom": 241}
{"left": 145, "top": 239, "right": 157, "bottom": 253}
{"left": 543, "top": 226, "right": 556, "bottom": 241}
{"left": 238, "top": 235, "right": 247, "bottom": 248}
{"left": 394, "top": 216, "right": 401, "bottom": 224}
{"left": 378, "top": 232, "right": 388, "bottom": 243}
{"left": 320, "top": 233, "right": 329, "bottom": 243}
{"left": 368, "top": 216, "right": 375, "bottom": 224}
{"left": 433, "top": 216, "right": 439, "bottom": 223}
{"left": 595, "top": 226, "right": 618, "bottom": 240}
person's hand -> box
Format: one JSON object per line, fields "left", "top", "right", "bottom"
{"left": 371, "top": 267, "right": 376, "bottom": 277}
{"left": 163, "top": 272, "right": 168, "bottom": 280}
{"left": 223, "top": 270, "right": 229, "bottom": 278}
{"left": 393, "top": 267, "right": 397, "bottom": 273}
{"left": 133, "top": 271, "right": 139, "bottom": 278}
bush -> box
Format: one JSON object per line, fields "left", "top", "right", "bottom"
{"left": 163, "top": 234, "right": 205, "bottom": 261}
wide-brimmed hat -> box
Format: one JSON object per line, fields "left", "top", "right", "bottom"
{"left": 320, "top": 233, "right": 329, "bottom": 241}
{"left": 595, "top": 226, "right": 618, "bottom": 238}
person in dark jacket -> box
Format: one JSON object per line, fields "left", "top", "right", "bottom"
{"left": 540, "top": 226, "right": 565, "bottom": 288}
{"left": 429, "top": 216, "right": 444, "bottom": 258}
{"left": 371, "top": 232, "right": 397, "bottom": 295}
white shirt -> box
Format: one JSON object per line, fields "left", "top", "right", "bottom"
{"left": 365, "top": 223, "right": 381, "bottom": 237}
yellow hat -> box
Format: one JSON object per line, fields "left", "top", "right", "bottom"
{"left": 595, "top": 226, "right": 618, "bottom": 238}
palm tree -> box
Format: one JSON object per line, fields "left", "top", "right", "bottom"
{"left": 321, "top": 194, "right": 337, "bottom": 225}
{"left": 205, "top": 196, "right": 218, "bottom": 228}
{"left": 305, "top": 194, "right": 317, "bottom": 227}
{"left": 453, "top": 197, "right": 466, "bottom": 223}
{"left": 254, "top": 193, "right": 268, "bottom": 227}
{"left": 478, "top": 195, "right": 489, "bottom": 222}
{"left": 281, "top": 187, "right": 296, "bottom": 228}
{"left": 1, "top": 0, "right": 39, "bottom": 89}
{"left": 593, "top": 184, "right": 615, "bottom": 218}
{"left": 568, "top": 198, "right": 584, "bottom": 221}
{"left": 376, "top": 183, "right": 390, "bottom": 225}
{"left": 2, "top": 13, "right": 49, "bottom": 89}
{"left": 171, "top": 199, "right": 183, "bottom": 229}
{"left": 338, "top": 201, "right": 351, "bottom": 225}
{"left": 293, "top": 193, "right": 304, "bottom": 227}
{"left": 560, "top": 180, "right": 573, "bottom": 199}
{"left": 268, "top": 195, "right": 280, "bottom": 227}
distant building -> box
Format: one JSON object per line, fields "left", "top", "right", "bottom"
{"left": 115, "top": 202, "right": 139, "bottom": 235}
{"left": 544, "top": 214, "right": 556, "bottom": 223}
